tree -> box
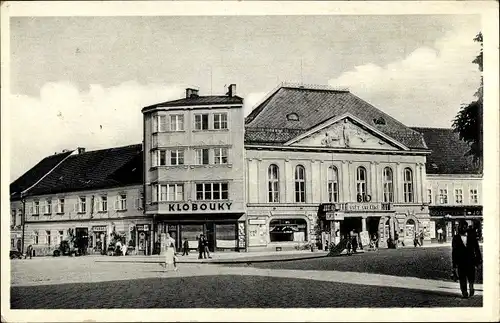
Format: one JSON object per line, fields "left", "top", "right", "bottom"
{"left": 452, "top": 32, "right": 483, "bottom": 166}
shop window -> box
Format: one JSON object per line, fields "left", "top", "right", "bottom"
{"left": 383, "top": 167, "right": 394, "bottom": 203}
{"left": 327, "top": 166, "right": 339, "bottom": 203}
{"left": 269, "top": 219, "right": 307, "bottom": 242}
{"left": 455, "top": 188, "right": 463, "bottom": 204}
{"left": 403, "top": 168, "right": 414, "bottom": 203}
{"left": 216, "top": 223, "right": 237, "bottom": 249}
{"left": 356, "top": 167, "right": 368, "bottom": 197}
{"left": 294, "top": 165, "right": 306, "bottom": 203}
{"left": 181, "top": 224, "right": 204, "bottom": 249}
{"left": 268, "top": 164, "right": 280, "bottom": 203}
{"left": 170, "top": 114, "right": 184, "bottom": 131}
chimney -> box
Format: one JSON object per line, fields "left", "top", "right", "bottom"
{"left": 186, "top": 88, "right": 199, "bottom": 98}
{"left": 77, "top": 147, "right": 86, "bottom": 154}
{"left": 227, "top": 84, "right": 236, "bottom": 97}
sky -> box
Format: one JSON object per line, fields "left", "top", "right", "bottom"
{"left": 8, "top": 14, "right": 481, "bottom": 182}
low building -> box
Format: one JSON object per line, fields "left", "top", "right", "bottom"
{"left": 244, "top": 83, "right": 431, "bottom": 251}
{"left": 413, "top": 127, "right": 483, "bottom": 242}
{"left": 9, "top": 145, "right": 149, "bottom": 256}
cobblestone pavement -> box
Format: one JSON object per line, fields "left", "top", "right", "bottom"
{"left": 11, "top": 275, "right": 482, "bottom": 309}
{"left": 233, "top": 246, "right": 483, "bottom": 284}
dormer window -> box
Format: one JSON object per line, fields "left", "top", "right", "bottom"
{"left": 287, "top": 113, "right": 299, "bottom": 121}
{"left": 373, "top": 117, "right": 386, "bottom": 125}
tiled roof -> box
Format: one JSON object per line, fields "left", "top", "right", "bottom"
{"left": 143, "top": 95, "right": 243, "bottom": 111}
{"left": 10, "top": 151, "right": 73, "bottom": 200}
{"left": 14, "top": 144, "right": 143, "bottom": 197}
{"left": 244, "top": 85, "right": 427, "bottom": 149}
{"left": 411, "top": 127, "right": 481, "bottom": 175}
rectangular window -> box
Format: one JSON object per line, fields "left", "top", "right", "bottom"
{"left": 439, "top": 189, "right": 448, "bottom": 204}
{"left": 46, "top": 230, "right": 51, "bottom": 245}
{"left": 470, "top": 189, "right": 478, "bottom": 204}
{"left": 117, "top": 194, "right": 127, "bottom": 210}
{"left": 195, "top": 149, "right": 210, "bottom": 165}
{"left": 157, "top": 115, "right": 167, "bottom": 132}
{"left": 157, "top": 150, "right": 167, "bottom": 166}
{"left": 170, "top": 114, "right": 184, "bottom": 131}
{"left": 33, "top": 201, "right": 40, "bottom": 215}
{"left": 160, "top": 184, "right": 184, "bottom": 201}
{"left": 57, "top": 198, "right": 65, "bottom": 213}
{"left": 213, "top": 113, "right": 228, "bottom": 130}
{"left": 194, "top": 114, "right": 209, "bottom": 130}
{"left": 33, "top": 231, "right": 39, "bottom": 245}
{"left": 45, "top": 199, "right": 52, "bottom": 214}
{"left": 427, "top": 189, "right": 432, "bottom": 204}
{"left": 196, "top": 183, "right": 229, "bottom": 200}
{"left": 170, "top": 150, "right": 184, "bottom": 165}
{"left": 78, "top": 196, "right": 86, "bottom": 213}
{"left": 455, "top": 188, "right": 463, "bottom": 204}
{"left": 58, "top": 230, "right": 64, "bottom": 244}
{"left": 214, "top": 148, "right": 228, "bottom": 164}
{"left": 11, "top": 210, "right": 16, "bottom": 227}
{"left": 100, "top": 196, "right": 108, "bottom": 212}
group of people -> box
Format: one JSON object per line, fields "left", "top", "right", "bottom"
{"left": 160, "top": 233, "right": 213, "bottom": 272}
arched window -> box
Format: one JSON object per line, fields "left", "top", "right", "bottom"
{"left": 356, "top": 166, "right": 368, "bottom": 197}
{"left": 295, "top": 165, "right": 306, "bottom": 203}
{"left": 327, "top": 166, "right": 339, "bottom": 203}
{"left": 269, "top": 218, "right": 307, "bottom": 242}
{"left": 404, "top": 168, "right": 414, "bottom": 203}
{"left": 268, "top": 164, "right": 280, "bottom": 203}
{"left": 383, "top": 167, "right": 394, "bottom": 203}
{"left": 405, "top": 218, "right": 416, "bottom": 238}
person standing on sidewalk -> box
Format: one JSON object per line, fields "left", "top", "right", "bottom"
{"left": 203, "top": 235, "right": 212, "bottom": 259}
{"left": 197, "top": 235, "right": 204, "bottom": 259}
{"left": 182, "top": 238, "right": 189, "bottom": 256}
{"left": 452, "top": 220, "right": 482, "bottom": 299}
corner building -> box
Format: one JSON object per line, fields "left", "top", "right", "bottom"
{"left": 244, "top": 84, "right": 431, "bottom": 250}
{"left": 142, "top": 85, "right": 247, "bottom": 252}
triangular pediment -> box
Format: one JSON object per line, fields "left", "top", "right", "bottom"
{"left": 285, "top": 114, "right": 408, "bottom": 150}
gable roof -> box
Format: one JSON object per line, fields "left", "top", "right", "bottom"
{"left": 411, "top": 127, "right": 481, "bottom": 175}
{"left": 142, "top": 95, "right": 243, "bottom": 112}
{"left": 244, "top": 84, "right": 427, "bottom": 150}
{"left": 10, "top": 151, "right": 74, "bottom": 200}
{"left": 11, "top": 144, "right": 143, "bottom": 198}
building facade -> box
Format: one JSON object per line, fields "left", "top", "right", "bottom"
{"left": 414, "top": 127, "right": 483, "bottom": 242}
{"left": 142, "top": 85, "right": 247, "bottom": 252}
{"left": 244, "top": 84, "right": 431, "bottom": 251}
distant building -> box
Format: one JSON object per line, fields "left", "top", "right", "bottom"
{"left": 413, "top": 127, "right": 483, "bottom": 242}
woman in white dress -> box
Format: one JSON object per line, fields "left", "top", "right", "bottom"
{"left": 162, "top": 233, "right": 178, "bottom": 272}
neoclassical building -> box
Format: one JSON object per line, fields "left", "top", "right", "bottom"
{"left": 244, "top": 83, "right": 431, "bottom": 250}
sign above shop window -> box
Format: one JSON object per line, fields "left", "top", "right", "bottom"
{"left": 138, "top": 224, "right": 150, "bottom": 231}
{"left": 249, "top": 219, "right": 266, "bottom": 225}
{"left": 164, "top": 202, "right": 233, "bottom": 213}
{"left": 93, "top": 226, "right": 106, "bottom": 232}
{"left": 346, "top": 202, "right": 382, "bottom": 212}
{"left": 325, "top": 212, "right": 344, "bottom": 220}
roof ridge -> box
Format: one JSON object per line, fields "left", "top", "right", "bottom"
{"left": 411, "top": 126, "right": 454, "bottom": 131}
{"left": 66, "top": 143, "right": 142, "bottom": 156}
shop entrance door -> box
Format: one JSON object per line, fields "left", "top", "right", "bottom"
{"left": 205, "top": 222, "right": 215, "bottom": 252}
{"left": 138, "top": 231, "right": 149, "bottom": 255}
{"left": 75, "top": 228, "right": 89, "bottom": 255}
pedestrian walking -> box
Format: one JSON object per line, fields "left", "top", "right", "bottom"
{"left": 182, "top": 238, "right": 189, "bottom": 256}
{"left": 437, "top": 227, "right": 444, "bottom": 243}
{"left": 25, "top": 245, "right": 33, "bottom": 259}
{"left": 452, "top": 220, "right": 482, "bottom": 298}
{"left": 351, "top": 231, "right": 358, "bottom": 253}
{"left": 414, "top": 233, "right": 421, "bottom": 247}
{"left": 161, "top": 233, "right": 178, "bottom": 272}
{"left": 198, "top": 235, "right": 204, "bottom": 259}
{"left": 346, "top": 233, "right": 352, "bottom": 256}
{"left": 203, "top": 235, "right": 212, "bottom": 259}
{"left": 419, "top": 230, "right": 425, "bottom": 246}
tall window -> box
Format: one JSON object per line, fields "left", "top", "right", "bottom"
{"left": 194, "top": 114, "right": 209, "bottom": 130}
{"left": 78, "top": 197, "right": 86, "bottom": 213}
{"left": 11, "top": 210, "right": 16, "bottom": 227}
{"left": 214, "top": 113, "right": 228, "bottom": 130}
{"left": 455, "top": 188, "right": 463, "bottom": 204}
{"left": 268, "top": 164, "right": 280, "bottom": 203}
{"left": 327, "top": 166, "right": 339, "bottom": 203}
{"left": 58, "top": 230, "right": 64, "bottom": 244}
{"left": 439, "top": 189, "right": 448, "bottom": 204}
{"left": 383, "top": 167, "right": 394, "bottom": 203}
{"left": 196, "top": 183, "right": 229, "bottom": 200}
{"left": 33, "top": 231, "right": 39, "bottom": 245}
{"left": 99, "top": 195, "right": 108, "bottom": 212}
{"left": 157, "top": 115, "right": 167, "bottom": 132}
{"left": 403, "top": 168, "right": 414, "bottom": 203}
{"left": 356, "top": 167, "right": 368, "bottom": 197}
{"left": 115, "top": 194, "right": 127, "bottom": 210}
{"left": 44, "top": 199, "right": 52, "bottom": 214}
{"left": 33, "top": 201, "right": 40, "bottom": 215}
{"left": 470, "top": 189, "right": 478, "bottom": 204}
{"left": 170, "top": 150, "right": 184, "bottom": 165}
{"left": 214, "top": 148, "right": 228, "bottom": 164}
{"left": 159, "top": 184, "right": 184, "bottom": 201}
{"left": 57, "top": 198, "right": 65, "bottom": 213}
{"left": 195, "top": 149, "right": 209, "bottom": 165}
{"left": 46, "top": 230, "right": 51, "bottom": 245}
{"left": 295, "top": 165, "right": 306, "bottom": 203}
{"left": 170, "top": 115, "right": 184, "bottom": 131}
{"left": 427, "top": 189, "right": 432, "bottom": 204}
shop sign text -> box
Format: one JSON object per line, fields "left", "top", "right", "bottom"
{"left": 167, "top": 202, "right": 233, "bottom": 212}
{"left": 346, "top": 203, "right": 381, "bottom": 212}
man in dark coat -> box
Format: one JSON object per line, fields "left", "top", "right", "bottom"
{"left": 452, "top": 220, "right": 482, "bottom": 298}
{"left": 197, "top": 235, "right": 204, "bottom": 259}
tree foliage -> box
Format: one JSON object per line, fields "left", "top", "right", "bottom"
{"left": 452, "top": 32, "right": 483, "bottom": 166}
